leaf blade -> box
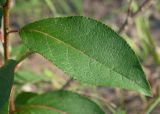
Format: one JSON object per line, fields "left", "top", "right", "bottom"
{"left": 15, "top": 92, "right": 38, "bottom": 108}
{"left": 0, "top": 60, "right": 16, "bottom": 110}
{"left": 0, "top": 0, "right": 6, "bottom": 5}
{"left": 15, "top": 90, "right": 105, "bottom": 114}
{"left": 19, "top": 16, "right": 151, "bottom": 96}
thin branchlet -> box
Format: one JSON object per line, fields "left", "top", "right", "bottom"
{"left": 118, "top": 0, "right": 153, "bottom": 34}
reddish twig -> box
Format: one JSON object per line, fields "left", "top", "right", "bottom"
{"left": 3, "top": 0, "right": 15, "bottom": 114}
{"left": 8, "top": 29, "right": 19, "bottom": 34}
{"left": 3, "top": 0, "right": 12, "bottom": 61}
{"left": 9, "top": 86, "right": 15, "bottom": 114}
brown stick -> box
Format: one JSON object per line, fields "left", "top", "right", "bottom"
{"left": 61, "top": 78, "right": 74, "bottom": 90}
{"left": 118, "top": 0, "right": 153, "bottom": 34}
{"left": 3, "top": 0, "right": 12, "bottom": 61}
{"left": 9, "top": 86, "right": 15, "bottom": 114}
{"left": 3, "top": 0, "right": 15, "bottom": 114}
{"left": 8, "top": 29, "right": 19, "bottom": 34}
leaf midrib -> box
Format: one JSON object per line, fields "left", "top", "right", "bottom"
{"left": 22, "top": 29, "right": 146, "bottom": 90}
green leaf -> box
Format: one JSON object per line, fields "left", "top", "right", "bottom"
{"left": 10, "top": 44, "right": 28, "bottom": 60}
{"left": 14, "top": 90, "right": 105, "bottom": 114}
{"left": 14, "top": 70, "right": 46, "bottom": 84}
{"left": 15, "top": 92, "right": 38, "bottom": 108}
{"left": 0, "top": 101, "right": 9, "bottom": 114}
{"left": 0, "top": 60, "right": 17, "bottom": 110}
{"left": 0, "top": 0, "right": 5, "bottom": 6}
{"left": 19, "top": 16, "right": 151, "bottom": 96}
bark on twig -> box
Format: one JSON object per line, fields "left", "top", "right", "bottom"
{"left": 3, "top": 0, "right": 12, "bottom": 61}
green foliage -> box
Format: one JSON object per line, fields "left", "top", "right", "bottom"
{"left": 0, "top": 102, "right": 9, "bottom": 114}
{"left": 105, "top": 104, "right": 126, "bottom": 114}
{"left": 136, "top": 17, "right": 150, "bottom": 58}
{"left": 131, "top": 0, "right": 160, "bottom": 64}
{"left": 14, "top": 90, "right": 105, "bottom": 114}
{"left": 71, "top": 0, "right": 83, "bottom": 14}
{"left": 145, "top": 88, "right": 160, "bottom": 114}
{"left": 44, "top": 0, "right": 59, "bottom": 17}
{"left": 146, "top": 96, "right": 160, "bottom": 114}
{"left": 12, "top": 0, "right": 40, "bottom": 12}
{"left": 122, "top": 34, "right": 142, "bottom": 59}
{"left": 19, "top": 16, "right": 151, "bottom": 96}
{"left": 14, "top": 70, "right": 47, "bottom": 84}
{"left": 156, "top": 0, "right": 160, "bottom": 12}
{"left": 15, "top": 92, "right": 38, "bottom": 108}
{"left": 47, "top": 0, "right": 83, "bottom": 16}
{"left": 56, "top": 0, "right": 72, "bottom": 14}
{"left": 0, "top": 1, "right": 154, "bottom": 113}
{"left": 0, "top": 60, "right": 16, "bottom": 110}
{"left": 0, "top": 0, "right": 5, "bottom": 5}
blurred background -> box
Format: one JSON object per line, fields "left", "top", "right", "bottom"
{"left": 6, "top": 0, "right": 160, "bottom": 114}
